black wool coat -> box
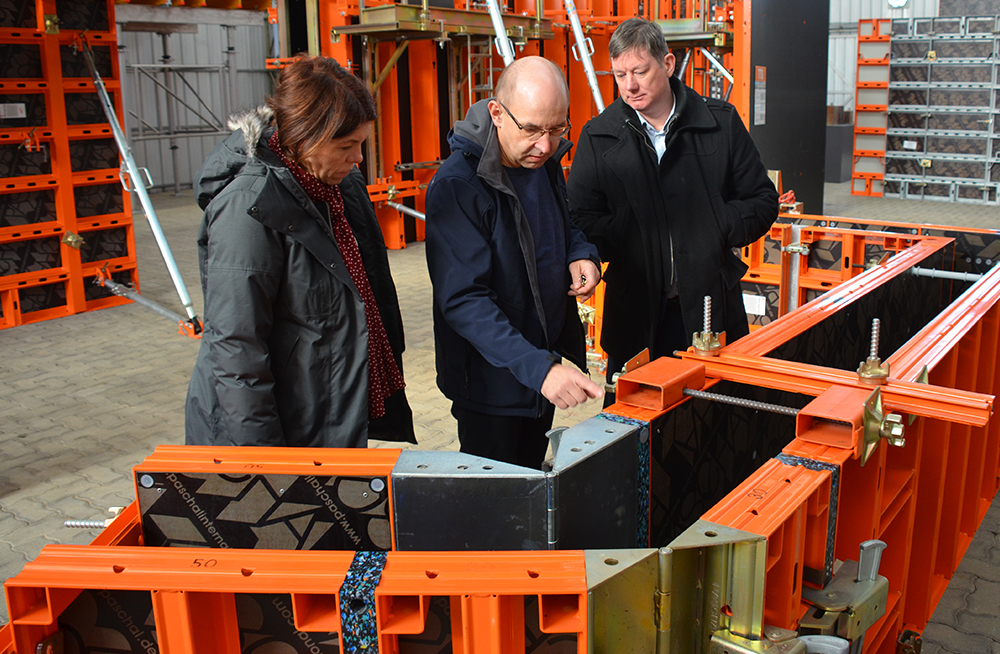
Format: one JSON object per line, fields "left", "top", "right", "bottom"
{"left": 567, "top": 78, "right": 778, "bottom": 363}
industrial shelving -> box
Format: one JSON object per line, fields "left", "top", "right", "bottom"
{"left": 883, "top": 15, "right": 1000, "bottom": 204}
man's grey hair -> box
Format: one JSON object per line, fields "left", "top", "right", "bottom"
{"left": 609, "top": 17, "right": 670, "bottom": 61}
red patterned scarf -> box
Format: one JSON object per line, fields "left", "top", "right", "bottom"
{"left": 268, "top": 131, "right": 404, "bottom": 419}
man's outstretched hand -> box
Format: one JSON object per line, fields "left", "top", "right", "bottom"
{"left": 541, "top": 363, "right": 604, "bottom": 410}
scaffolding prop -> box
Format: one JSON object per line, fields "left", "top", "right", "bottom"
{"left": 75, "top": 35, "right": 201, "bottom": 337}
{"left": 484, "top": 0, "right": 516, "bottom": 66}
{"left": 564, "top": 0, "right": 606, "bottom": 112}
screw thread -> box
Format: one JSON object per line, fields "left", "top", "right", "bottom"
{"left": 870, "top": 318, "right": 881, "bottom": 360}
{"left": 703, "top": 295, "right": 712, "bottom": 333}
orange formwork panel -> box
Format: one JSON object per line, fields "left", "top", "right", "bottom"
{"left": 2, "top": 545, "right": 593, "bottom": 654}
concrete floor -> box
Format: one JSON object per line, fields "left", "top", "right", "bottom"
{"left": 1, "top": 181, "right": 999, "bottom": 652}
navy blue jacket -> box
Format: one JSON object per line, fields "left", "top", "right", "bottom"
{"left": 425, "top": 100, "right": 600, "bottom": 417}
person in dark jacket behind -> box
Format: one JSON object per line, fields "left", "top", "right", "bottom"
{"left": 567, "top": 18, "right": 778, "bottom": 399}
{"left": 425, "top": 56, "right": 603, "bottom": 469}
{"left": 185, "top": 56, "right": 414, "bottom": 448}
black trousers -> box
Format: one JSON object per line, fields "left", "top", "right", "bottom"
{"left": 604, "top": 294, "right": 688, "bottom": 407}
{"left": 451, "top": 403, "right": 556, "bottom": 470}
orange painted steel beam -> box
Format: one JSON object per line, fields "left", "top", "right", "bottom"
{"left": 677, "top": 352, "right": 992, "bottom": 429}
{"left": 4, "top": 546, "right": 589, "bottom": 653}
{"left": 702, "top": 459, "right": 831, "bottom": 630}
{"left": 137, "top": 444, "right": 403, "bottom": 477}
{"left": 702, "top": 459, "right": 829, "bottom": 542}
{"left": 787, "top": 213, "right": 1000, "bottom": 238}
{"left": 367, "top": 179, "right": 421, "bottom": 204}
{"left": 890, "top": 264, "right": 1000, "bottom": 383}
{"left": 725, "top": 236, "right": 952, "bottom": 357}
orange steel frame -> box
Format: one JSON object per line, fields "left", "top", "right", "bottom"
{"left": 0, "top": 1, "right": 137, "bottom": 331}
{"left": 3, "top": 224, "right": 1000, "bottom": 653}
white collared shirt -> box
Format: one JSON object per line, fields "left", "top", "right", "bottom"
{"left": 636, "top": 97, "right": 676, "bottom": 163}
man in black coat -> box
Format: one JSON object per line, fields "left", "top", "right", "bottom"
{"left": 567, "top": 18, "right": 778, "bottom": 394}
{"left": 425, "top": 56, "right": 604, "bottom": 469}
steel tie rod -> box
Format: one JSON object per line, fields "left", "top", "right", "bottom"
{"left": 682, "top": 388, "right": 801, "bottom": 417}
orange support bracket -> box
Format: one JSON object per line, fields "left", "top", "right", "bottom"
{"left": 615, "top": 356, "right": 705, "bottom": 411}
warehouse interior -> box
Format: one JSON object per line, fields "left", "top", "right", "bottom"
{"left": 3, "top": 1, "right": 1000, "bottom": 653}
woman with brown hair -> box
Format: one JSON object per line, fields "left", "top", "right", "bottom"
{"left": 185, "top": 56, "right": 414, "bottom": 447}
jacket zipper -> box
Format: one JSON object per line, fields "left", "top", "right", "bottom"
{"left": 627, "top": 119, "right": 676, "bottom": 291}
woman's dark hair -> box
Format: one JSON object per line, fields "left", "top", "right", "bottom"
{"left": 266, "top": 56, "right": 377, "bottom": 162}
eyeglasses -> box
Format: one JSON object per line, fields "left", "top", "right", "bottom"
{"left": 498, "top": 101, "right": 571, "bottom": 140}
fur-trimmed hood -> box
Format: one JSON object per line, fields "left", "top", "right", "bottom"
{"left": 194, "top": 106, "right": 275, "bottom": 210}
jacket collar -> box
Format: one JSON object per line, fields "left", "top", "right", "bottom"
{"left": 590, "top": 77, "right": 718, "bottom": 138}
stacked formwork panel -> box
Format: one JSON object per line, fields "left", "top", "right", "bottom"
{"left": 0, "top": 0, "right": 137, "bottom": 330}
{"left": 884, "top": 16, "right": 1000, "bottom": 204}
{"left": 851, "top": 19, "right": 891, "bottom": 197}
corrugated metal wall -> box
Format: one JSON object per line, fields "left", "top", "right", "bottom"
{"left": 829, "top": 0, "right": 940, "bottom": 109}
{"left": 118, "top": 21, "right": 272, "bottom": 192}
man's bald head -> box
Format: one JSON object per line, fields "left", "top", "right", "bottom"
{"left": 488, "top": 57, "right": 571, "bottom": 169}
{"left": 494, "top": 56, "right": 570, "bottom": 108}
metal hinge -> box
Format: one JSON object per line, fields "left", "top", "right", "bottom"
{"left": 897, "top": 629, "right": 922, "bottom": 653}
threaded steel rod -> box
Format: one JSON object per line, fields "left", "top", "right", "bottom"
{"left": 682, "top": 388, "right": 800, "bottom": 417}
{"left": 703, "top": 295, "right": 712, "bottom": 333}
{"left": 870, "top": 318, "right": 881, "bottom": 360}
{"left": 64, "top": 520, "right": 106, "bottom": 529}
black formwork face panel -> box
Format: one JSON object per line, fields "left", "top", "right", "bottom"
{"left": 767, "top": 251, "right": 972, "bottom": 370}
{"left": 648, "top": 383, "right": 812, "bottom": 546}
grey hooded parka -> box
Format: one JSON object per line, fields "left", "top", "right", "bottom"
{"left": 185, "top": 108, "right": 414, "bottom": 447}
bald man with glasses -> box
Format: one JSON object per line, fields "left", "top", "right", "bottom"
{"left": 425, "top": 56, "right": 603, "bottom": 470}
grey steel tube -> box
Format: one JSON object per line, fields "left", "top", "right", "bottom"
{"left": 910, "top": 266, "right": 985, "bottom": 283}
{"left": 564, "top": 0, "right": 606, "bottom": 112}
{"left": 698, "top": 47, "right": 734, "bottom": 85}
{"left": 99, "top": 277, "right": 188, "bottom": 325}
{"left": 787, "top": 223, "right": 803, "bottom": 313}
{"left": 386, "top": 201, "right": 426, "bottom": 221}
{"left": 80, "top": 41, "right": 199, "bottom": 324}
{"left": 485, "top": 0, "right": 516, "bottom": 66}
